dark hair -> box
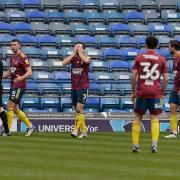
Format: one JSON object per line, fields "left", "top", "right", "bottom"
{"left": 145, "top": 36, "right": 159, "bottom": 49}
{"left": 169, "top": 40, "right": 180, "bottom": 50}
{"left": 76, "top": 42, "right": 86, "bottom": 49}
{"left": 11, "top": 39, "right": 21, "bottom": 45}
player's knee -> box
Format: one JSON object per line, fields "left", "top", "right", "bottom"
{"left": 170, "top": 104, "right": 177, "bottom": 114}
{"left": 76, "top": 105, "right": 83, "bottom": 113}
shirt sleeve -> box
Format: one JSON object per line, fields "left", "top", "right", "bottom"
{"left": 20, "top": 55, "right": 30, "bottom": 69}
{"left": 132, "top": 56, "right": 140, "bottom": 70}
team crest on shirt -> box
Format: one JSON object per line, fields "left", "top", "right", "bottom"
{"left": 25, "top": 59, "right": 29, "bottom": 64}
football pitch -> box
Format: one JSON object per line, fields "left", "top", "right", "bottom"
{"left": 0, "top": 132, "right": 180, "bottom": 180}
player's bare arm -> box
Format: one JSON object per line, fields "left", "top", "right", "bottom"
{"left": 161, "top": 72, "right": 168, "bottom": 99}
{"left": 13, "top": 66, "right": 32, "bottom": 83}
{"left": 3, "top": 69, "right": 11, "bottom": 79}
{"left": 131, "top": 69, "right": 138, "bottom": 103}
{"left": 62, "top": 46, "right": 77, "bottom": 65}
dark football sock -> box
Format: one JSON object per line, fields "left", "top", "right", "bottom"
{"left": 0, "top": 111, "right": 9, "bottom": 133}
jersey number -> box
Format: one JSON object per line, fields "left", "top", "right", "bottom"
{"left": 140, "top": 62, "right": 160, "bottom": 80}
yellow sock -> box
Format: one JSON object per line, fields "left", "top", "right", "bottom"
{"left": 74, "top": 113, "right": 81, "bottom": 132}
{"left": 15, "top": 110, "right": 32, "bottom": 128}
{"left": 78, "top": 113, "right": 87, "bottom": 133}
{"left": 7, "top": 109, "right": 14, "bottom": 129}
{"left": 151, "top": 118, "right": 159, "bottom": 142}
{"left": 132, "top": 120, "right": 141, "bottom": 145}
{"left": 170, "top": 113, "right": 178, "bottom": 133}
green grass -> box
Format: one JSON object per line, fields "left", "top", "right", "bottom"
{"left": 0, "top": 132, "right": 180, "bottom": 180}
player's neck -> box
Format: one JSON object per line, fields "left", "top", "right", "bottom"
{"left": 174, "top": 51, "right": 179, "bottom": 57}
{"left": 148, "top": 49, "right": 155, "bottom": 52}
{"left": 14, "top": 49, "right": 21, "bottom": 56}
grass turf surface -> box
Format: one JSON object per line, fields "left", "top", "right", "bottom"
{"left": 0, "top": 132, "right": 180, "bottom": 180}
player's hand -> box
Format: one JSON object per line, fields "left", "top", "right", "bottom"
{"left": 73, "top": 45, "right": 78, "bottom": 56}
{"left": 13, "top": 75, "right": 23, "bottom": 83}
{"left": 77, "top": 46, "right": 84, "bottom": 54}
{"left": 131, "top": 93, "right": 136, "bottom": 104}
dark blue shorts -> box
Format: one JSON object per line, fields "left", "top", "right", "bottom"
{"left": 9, "top": 88, "right": 25, "bottom": 104}
{"left": 169, "top": 91, "right": 180, "bottom": 105}
{"left": 134, "top": 97, "right": 162, "bottom": 115}
{"left": 71, "top": 89, "right": 88, "bottom": 107}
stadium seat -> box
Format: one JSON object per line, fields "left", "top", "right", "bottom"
{"left": 101, "top": 97, "right": 120, "bottom": 112}
{"left": 163, "top": 97, "right": 170, "bottom": 112}
{"left": 61, "top": 47, "right": 73, "bottom": 58}
{"left": 57, "top": 35, "right": 75, "bottom": 48}
{"left": 47, "top": 12, "right": 66, "bottom": 24}
{"left": 30, "top": 59, "right": 48, "bottom": 71}
{"left": 2, "top": 0, "right": 20, "bottom": 10}
{"left": 21, "top": 97, "right": 40, "bottom": 109}
{"left": 117, "top": 36, "right": 136, "bottom": 48}
{"left": 99, "top": 0, "right": 119, "bottom": 13}
{"left": 7, "top": 10, "right": 26, "bottom": 22}
{"left": 22, "top": 47, "right": 42, "bottom": 59}
{"left": 17, "top": 34, "right": 37, "bottom": 47}
{"left": 85, "top": 48, "right": 102, "bottom": 61}
{"left": 2, "top": 82, "right": 10, "bottom": 93}
{"left": 119, "top": 0, "right": 138, "bottom": 13}
{"left": 135, "top": 36, "right": 147, "bottom": 49}
{"left": 61, "top": 0, "right": 80, "bottom": 13}
{"left": 54, "top": 71, "right": 71, "bottom": 82}
{"left": 32, "top": 22, "right": 51, "bottom": 35}
{"left": 2, "top": 60, "right": 8, "bottom": 70}
{"left": 150, "top": 24, "right": 171, "bottom": 36}
{"left": 91, "top": 24, "right": 110, "bottom": 36}
{"left": 26, "top": 82, "right": 39, "bottom": 95}
{"left": 90, "top": 61, "right": 109, "bottom": 72}
{"left": 61, "top": 83, "right": 71, "bottom": 95}
{"left": 110, "top": 23, "right": 131, "bottom": 37}
{"left": 0, "top": 22, "right": 12, "bottom": 34}
{"left": 157, "top": 0, "right": 179, "bottom": 10}
{"left": 41, "top": 0, "right": 60, "bottom": 13}
{"left": 41, "top": 48, "right": 62, "bottom": 60}
{"left": 170, "top": 25, "right": 180, "bottom": 37}
{"left": 21, "top": 0, "right": 40, "bottom": 11}
{"left": 0, "top": 12, "right": 6, "bottom": 22}
{"left": 97, "top": 36, "right": 116, "bottom": 49}
{"left": 100, "top": 83, "right": 112, "bottom": 95}
{"left": 70, "top": 24, "right": 91, "bottom": 36}
{"left": 122, "top": 48, "right": 139, "bottom": 61}
{"left": 94, "top": 72, "right": 115, "bottom": 82}
{"left": 61, "top": 97, "right": 72, "bottom": 112}
{"left": 125, "top": 12, "right": 145, "bottom": 24}
{"left": 41, "top": 97, "right": 60, "bottom": 112}
{"left": 105, "top": 12, "right": 125, "bottom": 24}
{"left": 48, "top": 60, "right": 67, "bottom": 72}
{"left": 115, "top": 72, "right": 131, "bottom": 82}
{"left": 130, "top": 24, "right": 150, "bottom": 36}
{"left": 32, "top": 71, "right": 54, "bottom": 81}
{"left": 66, "top": 12, "right": 84, "bottom": 25}
{"left": 26, "top": 11, "right": 46, "bottom": 23}
{"left": 88, "top": 83, "right": 101, "bottom": 95}
{"left": 85, "top": 12, "right": 105, "bottom": 25}
{"left": 0, "top": 35, "right": 15, "bottom": 46}
{"left": 2, "top": 47, "right": 14, "bottom": 58}
{"left": 120, "top": 97, "right": 134, "bottom": 111}
{"left": 37, "top": 35, "right": 57, "bottom": 48}
{"left": 109, "top": 60, "right": 129, "bottom": 72}
{"left": 138, "top": 0, "right": 158, "bottom": 11}
{"left": 85, "top": 97, "right": 100, "bottom": 112}
{"left": 163, "top": 13, "right": 180, "bottom": 25}
{"left": 49, "top": 23, "right": 71, "bottom": 36}
{"left": 80, "top": 0, "right": 99, "bottom": 13}
{"left": 158, "top": 36, "right": 172, "bottom": 48}
{"left": 120, "top": 83, "right": 131, "bottom": 95}
{"left": 103, "top": 48, "right": 123, "bottom": 61}
{"left": 156, "top": 48, "right": 173, "bottom": 60}
{"left": 143, "top": 10, "right": 162, "bottom": 25}
{"left": 12, "top": 22, "right": 33, "bottom": 35}
{"left": 76, "top": 36, "right": 97, "bottom": 48}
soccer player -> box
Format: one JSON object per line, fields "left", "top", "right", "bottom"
{"left": 62, "top": 42, "right": 90, "bottom": 138}
{"left": 131, "top": 36, "right": 168, "bottom": 153}
{"left": 3, "top": 39, "right": 35, "bottom": 136}
{"left": 0, "top": 58, "right": 10, "bottom": 136}
{"left": 165, "top": 40, "right": 180, "bottom": 139}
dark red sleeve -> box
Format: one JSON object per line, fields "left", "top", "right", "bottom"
{"left": 132, "top": 56, "right": 140, "bottom": 70}
{"left": 20, "top": 56, "right": 30, "bottom": 69}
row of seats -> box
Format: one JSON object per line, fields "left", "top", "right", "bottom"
{"left": 1, "top": 10, "right": 180, "bottom": 24}
{"left": 1, "top": 96, "right": 171, "bottom": 113}
{"left": 1, "top": 46, "right": 175, "bottom": 60}
{"left": 0, "top": 22, "right": 179, "bottom": 37}
{"left": 0, "top": 0, "right": 179, "bottom": 12}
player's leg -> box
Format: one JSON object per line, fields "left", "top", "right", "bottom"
{"left": 149, "top": 98, "right": 162, "bottom": 153}
{"left": 71, "top": 90, "right": 79, "bottom": 138}
{"left": 132, "top": 97, "right": 146, "bottom": 152}
{"left": 76, "top": 89, "right": 88, "bottom": 139}
{"left": 6, "top": 100, "right": 15, "bottom": 130}
{"left": 165, "top": 91, "right": 179, "bottom": 138}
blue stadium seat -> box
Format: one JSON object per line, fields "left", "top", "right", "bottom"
{"left": 170, "top": 25, "right": 180, "bottom": 37}
{"left": 41, "top": 0, "right": 60, "bottom": 13}
{"left": 91, "top": 24, "right": 110, "bottom": 36}
{"left": 97, "top": 36, "right": 116, "bottom": 49}
{"left": 158, "top": 36, "right": 172, "bottom": 48}
{"left": 88, "top": 72, "right": 96, "bottom": 82}
{"left": 2, "top": 60, "right": 8, "bottom": 70}
{"left": 156, "top": 48, "right": 173, "bottom": 60}
{"left": 94, "top": 72, "right": 115, "bottom": 82}
{"left": 61, "top": 47, "right": 73, "bottom": 58}
{"left": 32, "top": 71, "right": 54, "bottom": 80}
{"left": 61, "top": 83, "right": 71, "bottom": 95}
{"left": 30, "top": 59, "right": 48, "bottom": 71}
{"left": 85, "top": 12, "right": 105, "bottom": 25}
{"left": 48, "top": 60, "right": 67, "bottom": 72}
{"left": 135, "top": 36, "right": 147, "bottom": 49}
{"left": 70, "top": 24, "right": 91, "bottom": 36}
{"left": 157, "top": 0, "right": 179, "bottom": 10}
{"left": 38, "top": 83, "right": 59, "bottom": 95}
{"left": 2, "top": 47, "right": 14, "bottom": 58}
{"left": 90, "top": 61, "right": 109, "bottom": 72}
{"left": 99, "top": 0, "right": 119, "bottom": 13}
{"left": 150, "top": 24, "right": 170, "bottom": 36}
{"left": 0, "top": 12, "right": 6, "bottom": 22}
{"left": 89, "top": 83, "right": 101, "bottom": 95}
{"left": 100, "top": 83, "right": 112, "bottom": 95}
{"left": 32, "top": 22, "right": 51, "bottom": 35}
{"left": 37, "top": 35, "right": 57, "bottom": 48}
{"left": 122, "top": 48, "right": 139, "bottom": 61}
{"left": 41, "top": 97, "right": 60, "bottom": 112}
{"left": 2, "top": 95, "right": 8, "bottom": 109}
{"left": 0, "top": 35, "right": 15, "bottom": 46}
{"left": 47, "top": 12, "right": 66, "bottom": 23}
{"left": 57, "top": 35, "right": 76, "bottom": 47}
{"left": 168, "top": 60, "right": 173, "bottom": 72}
{"left": 26, "top": 11, "right": 46, "bottom": 23}
{"left": 21, "top": 0, "right": 40, "bottom": 10}
{"left": 119, "top": 0, "right": 138, "bottom": 12}
{"left": 61, "top": 0, "right": 80, "bottom": 13}
{"left": 130, "top": 24, "right": 150, "bottom": 36}
{"left": 85, "top": 48, "right": 103, "bottom": 61}
{"left": 105, "top": 12, "right": 125, "bottom": 24}
{"left": 120, "top": 83, "right": 131, "bottom": 95}
{"left": 163, "top": 13, "right": 180, "bottom": 24}
{"left": 120, "top": 97, "right": 134, "bottom": 111}
{"left": 76, "top": 36, "right": 97, "bottom": 48}
{"left": 111, "top": 23, "right": 131, "bottom": 37}
{"left": 109, "top": 60, "right": 129, "bottom": 72}
{"left": 2, "top": 82, "right": 10, "bottom": 93}
{"left": 26, "top": 82, "right": 39, "bottom": 95}
{"left": 54, "top": 71, "right": 71, "bottom": 82}
{"left": 22, "top": 47, "right": 42, "bottom": 58}
{"left": 138, "top": 0, "right": 158, "bottom": 11}
{"left": 61, "top": 97, "right": 72, "bottom": 112}
{"left": 111, "top": 84, "right": 121, "bottom": 95}
{"left": 41, "top": 48, "right": 62, "bottom": 60}
{"left": 115, "top": 72, "right": 131, "bottom": 82}
{"left": 66, "top": 12, "right": 84, "bottom": 25}
{"left": 117, "top": 36, "right": 136, "bottom": 48}
{"left": 103, "top": 48, "right": 123, "bottom": 60}
{"left": 2, "top": 0, "right": 20, "bottom": 9}
{"left": 80, "top": 0, "right": 99, "bottom": 12}
{"left": 0, "top": 22, "right": 12, "bottom": 34}
{"left": 101, "top": 97, "right": 120, "bottom": 112}
{"left": 85, "top": 97, "right": 100, "bottom": 112}
{"left": 12, "top": 22, "right": 33, "bottom": 35}
{"left": 125, "top": 12, "right": 145, "bottom": 24}
{"left": 175, "top": 36, "right": 180, "bottom": 42}
{"left": 17, "top": 34, "right": 37, "bottom": 47}
{"left": 163, "top": 97, "right": 170, "bottom": 112}
{"left": 50, "top": 23, "right": 71, "bottom": 36}
{"left": 21, "top": 97, "right": 40, "bottom": 109}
